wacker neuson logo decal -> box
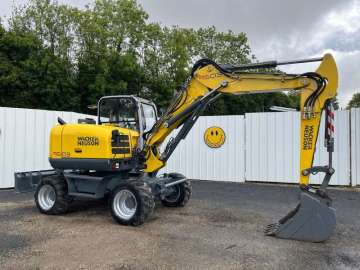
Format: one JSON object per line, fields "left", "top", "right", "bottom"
{"left": 77, "top": 136, "right": 99, "bottom": 146}
{"left": 303, "top": 125, "right": 314, "bottom": 150}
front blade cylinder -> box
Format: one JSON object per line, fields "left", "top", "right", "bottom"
{"left": 265, "top": 191, "right": 336, "bottom": 242}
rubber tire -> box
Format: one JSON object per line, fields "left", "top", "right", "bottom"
{"left": 34, "top": 174, "right": 70, "bottom": 215}
{"left": 161, "top": 174, "right": 192, "bottom": 207}
{"left": 110, "top": 180, "right": 155, "bottom": 226}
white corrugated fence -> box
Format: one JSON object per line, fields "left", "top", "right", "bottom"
{"left": 245, "top": 111, "right": 351, "bottom": 185}
{"left": 351, "top": 108, "right": 360, "bottom": 186}
{"left": 245, "top": 112, "right": 300, "bottom": 184}
{"left": 161, "top": 115, "right": 245, "bottom": 182}
{"left": 0, "top": 107, "right": 359, "bottom": 188}
{"left": 0, "top": 107, "right": 95, "bottom": 188}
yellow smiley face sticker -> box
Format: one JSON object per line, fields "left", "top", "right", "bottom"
{"left": 204, "top": 126, "right": 226, "bottom": 148}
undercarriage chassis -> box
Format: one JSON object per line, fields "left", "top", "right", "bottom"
{"left": 15, "top": 170, "right": 188, "bottom": 201}
{"left": 15, "top": 170, "right": 191, "bottom": 226}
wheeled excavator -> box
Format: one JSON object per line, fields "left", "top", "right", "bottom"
{"left": 15, "top": 53, "right": 338, "bottom": 242}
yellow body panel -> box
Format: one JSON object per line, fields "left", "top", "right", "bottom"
{"left": 196, "top": 66, "right": 310, "bottom": 93}
{"left": 49, "top": 125, "right": 63, "bottom": 159}
{"left": 49, "top": 124, "right": 139, "bottom": 160}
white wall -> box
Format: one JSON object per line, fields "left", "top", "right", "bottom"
{"left": 351, "top": 108, "right": 360, "bottom": 186}
{"left": 245, "top": 112, "right": 300, "bottom": 184}
{"left": 161, "top": 115, "right": 245, "bottom": 182}
{"left": 245, "top": 111, "right": 351, "bottom": 186}
{"left": 0, "top": 107, "right": 95, "bottom": 188}
{"left": 0, "top": 107, "right": 358, "bottom": 188}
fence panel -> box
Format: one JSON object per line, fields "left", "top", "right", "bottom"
{"left": 245, "top": 111, "right": 351, "bottom": 185}
{"left": 161, "top": 115, "right": 246, "bottom": 182}
{"left": 0, "top": 107, "right": 95, "bottom": 188}
{"left": 351, "top": 108, "right": 360, "bottom": 186}
{"left": 245, "top": 112, "right": 300, "bottom": 183}
{"left": 0, "top": 107, "right": 355, "bottom": 188}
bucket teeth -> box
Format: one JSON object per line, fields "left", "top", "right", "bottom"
{"left": 265, "top": 223, "right": 279, "bottom": 228}
{"left": 264, "top": 222, "right": 280, "bottom": 235}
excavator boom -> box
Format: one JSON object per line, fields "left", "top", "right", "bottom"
{"left": 144, "top": 54, "right": 338, "bottom": 177}
{"left": 143, "top": 54, "right": 338, "bottom": 242}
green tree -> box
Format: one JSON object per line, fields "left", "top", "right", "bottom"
{"left": 10, "top": 0, "right": 78, "bottom": 60}
{"left": 347, "top": 92, "right": 360, "bottom": 109}
{"left": 0, "top": 23, "right": 78, "bottom": 110}
{"left": 195, "top": 26, "right": 253, "bottom": 65}
{"left": 3, "top": 0, "right": 301, "bottom": 115}
{"left": 139, "top": 25, "right": 199, "bottom": 108}
{"left": 9, "top": 0, "right": 150, "bottom": 112}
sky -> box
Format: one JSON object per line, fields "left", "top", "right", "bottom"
{"left": 1, "top": 0, "right": 360, "bottom": 108}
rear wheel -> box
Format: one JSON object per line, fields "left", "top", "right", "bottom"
{"left": 110, "top": 180, "right": 155, "bottom": 226}
{"left": 161, "top": 174, "right": 192, "bottom": 207}
{"left": 35, "top": 174, "right": 71, "bottom": 215}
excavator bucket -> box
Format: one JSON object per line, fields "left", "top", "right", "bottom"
{"left": 265, "top": 96, "right": 338, "bottom": 242}
{"left": 265, "top": 191, "right": 336, "bottom": 242}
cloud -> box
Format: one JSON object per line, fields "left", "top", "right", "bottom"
{"left": 137, "top": 0, "right": 360, "bottom": 106}
{"left": 331, "top": 49, "right": 360, "bottom": 107}
{"left": 326, "top": 1, "right": 360, "bottom": 34}
{"left": 138, "top": 0, "right": 343, "bottom": 39}
{"left": 267, "top": 0, "right": 360, "bottom": 107}
{"left": 1, "top": 0, "right": 359, "bottom": 106}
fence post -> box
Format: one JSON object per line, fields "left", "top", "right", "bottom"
{"left": 350, "top": 108, "right": 360, "bottom": 186}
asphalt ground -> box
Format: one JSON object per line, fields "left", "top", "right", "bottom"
{"left": 0, "top": 181, "right": 359, "bottom": 270}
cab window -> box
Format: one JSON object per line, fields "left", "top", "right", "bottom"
{"left": 98, "top": 98, "right": 139, "bottom": 131}
{"left": 142, "top": 103, "right": 157, "bottom": 132}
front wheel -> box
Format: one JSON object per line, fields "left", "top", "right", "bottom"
{"left": 110, "top": 180, "right": 155, "bottom": 226}
{"left": 161, "top": 176, "right": 192, "bottom": 207}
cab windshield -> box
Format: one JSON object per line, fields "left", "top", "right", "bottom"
{"left": 98, "top": 97, "right": 139, "bottom": 131}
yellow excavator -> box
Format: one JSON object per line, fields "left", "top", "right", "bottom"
{"left": 15, "top": 54, "right": 338, "bottom": 242}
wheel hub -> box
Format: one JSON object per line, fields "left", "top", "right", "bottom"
{"left": 113, "top": 190, "right": 137, "bottom": 220}
{"left": 164, "top": 185, "right": 181, "bottom": 203}
{"left": 38, "top": 184, "right": 56, "bottom": 210}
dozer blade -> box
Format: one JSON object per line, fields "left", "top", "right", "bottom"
{"left": 265, "top": 191, "right": 336, "bottom": 242}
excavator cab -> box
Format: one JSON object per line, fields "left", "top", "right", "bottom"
{"left": 97, "top": 95, "right": 158, "bottom": 145}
